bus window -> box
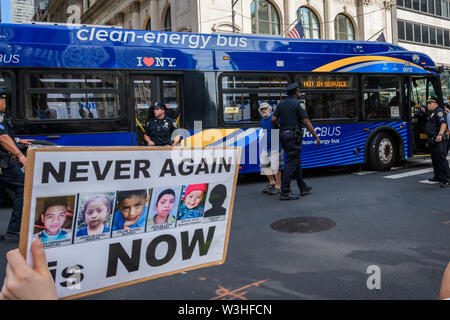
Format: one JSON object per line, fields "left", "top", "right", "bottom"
{"left": 25, "top": 93, "right": 120, "bottom": 120}
{"left": 0, "top": 72, "right": 13, "bottom": 91}
{"left": 0, "top": 71, "right": 13, "bottom": 118}
{"left": 362, "top": 76, "right": 401, "bottom": 119}
{"left": 161, "top": 79, "right": 181, "bottom": 125}
{"left": 222, "top": 92, "right": 283, "bottom": 123}
{"left": 132, "top": 78, "right": 155, "bottom": 145}
{"left": 27, "top": 73, "right": 119, "bottom": 89}
{"left": 427, "top": 77, "right": 437, "bottom": 98}
{"left": 220, "top": 73, "right": 287, "bottom": 124}
{"left": 222, "top": 74, "right": 288, "bottom": 90}
{"left": 411, "top": 76, "right": 439, "bottom": 108}
{"left": 300, "top": 92, "right": 356, "bottom": 120}
{"left": 223, "top": 93, "right": 250, "bottom": 122}
{"left": 411, "top": 78, "right": 427, "bottom": 106}
{"left": 294, "top": 74, "right": 356, "bottom": 120}
{"left": 24, "top": 72, "right": 121, "bottom": 121}
{"left": 134, "top": 79, "right": 153, "bottom": 110}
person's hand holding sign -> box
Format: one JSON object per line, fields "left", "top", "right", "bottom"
{"left": 0, "top": 239, "right": 57, "bottom": 300}
{"left": 18, "top": 138, "right": 34, "bottom": 146}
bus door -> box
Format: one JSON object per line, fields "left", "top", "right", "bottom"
{"left": 130, "top": 75, "right": 183, "bottom": 145}
{"left": 159, "top": 76, "right": 183, "bottom": 127}
{"left": 410, "top": 76, "right": 439, "bottom": 154}
{"left": 130, "top": 75, "right": 156, "bottom": 145}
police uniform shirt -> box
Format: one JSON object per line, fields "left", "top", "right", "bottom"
{"left": 426, "top": 107, "right": 447, "bottom": 137}
{"left": 273, "top": 97, "right": 308, "bottom": 130}
{"left": 0, "top": 112, "right": 15, "bottom": 153}
{"left": 145, "top": 116, "right": 177, "bottom": 146}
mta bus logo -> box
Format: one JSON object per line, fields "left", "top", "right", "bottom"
{"left": 137, "top": 57, "right": 176, "bottom": 68}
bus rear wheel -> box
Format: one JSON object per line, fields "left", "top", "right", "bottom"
{"left": 368, "top": 132, "right": 397, "bottom": 171}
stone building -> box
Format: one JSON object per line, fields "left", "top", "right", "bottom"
{"left": 7, "top": 0, "right": 35, "bottom": 23}
{"left": 41, "top": 0, "right": 394, "bottom": 41}
{"left": 37, "top": 0, "right": 449, "bottom": 96}
{"left": 393, "top": 0, "right": 450, "bottom": 100}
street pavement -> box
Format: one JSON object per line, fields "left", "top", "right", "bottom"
{"left": 0, "top": 157, "right": 449, "bottom": 300}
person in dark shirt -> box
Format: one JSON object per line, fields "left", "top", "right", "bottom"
{"left": 272, "top": 82, "right": 320, "bottom": 200}
{"left": 144, "top": 102, "right": 180, "bottom": 146}
{"left": 0, "top": 89, "right": 33, "bottom": 242}
{"left": 424, "top": 96, "right": 450, "bottom": 187}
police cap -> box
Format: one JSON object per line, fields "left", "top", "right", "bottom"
{"left": 0, "top": 89, "right": 6, "bottom": 99}
{"left": 153, "top": 102, "right": 166, "bottom": 111}
{"left": 286, "top": 82, "right": 299, "bottom": 92}
{"left": 427, "top": 96, "right": 440, "bottom": 104}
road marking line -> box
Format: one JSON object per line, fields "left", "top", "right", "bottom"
{"left": 211, "top": 279, "right": 269, "bottom": 300}
{"left": 353, "top": 171, "right": 377, "bottom": 175}
{"left": 419, "top": 180, "right": 439, "bottom": 184}
{"left": 384, "top": 168, "right": 433, "bottom": 179}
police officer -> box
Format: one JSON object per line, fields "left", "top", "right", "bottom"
{"left": 272, "top": 82, "right": 321, "bottom": 200}
{"left": 444, "top": 102, "right": 450, "bottom": 154}
{"left": 425, "top": 96, "right": 450, "bottom": 187}
{"left": 0, "top": 89, "right": 33, "bottom": 241}
{"left": 144, "top": 102, "right": 181, "bottom": 146}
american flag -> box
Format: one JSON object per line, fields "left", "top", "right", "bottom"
{"left": 287, "top": 19, "right": 306, "bottom": 39}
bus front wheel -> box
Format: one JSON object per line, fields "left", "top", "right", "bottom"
{"left": 368, "top": 132, "right": 397, "bottom": 171}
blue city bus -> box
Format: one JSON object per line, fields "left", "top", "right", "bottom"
{"left": 0, "top": 23, "right": 444, "bottom": 173}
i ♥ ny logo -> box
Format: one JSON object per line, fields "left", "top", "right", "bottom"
{"left": 137, "top": 56, "right": 176, "bottom": 67}
{"left": 143, "top": 57, "right": 154, "bottom": 66}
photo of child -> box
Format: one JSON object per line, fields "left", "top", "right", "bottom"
{"left": 33, "top": 195, "right": 75, "bottom": 248}
{"left": 147, "top": 187, "right": 180, "bottom": 231}
{"left": 74, "top": 193, "right": 114, "bottom": 243}
{"left": 177, "top": 184, "right": 208, "bottom": 222}
{"left": 112, "top": 189, "right": 150, "bottom": 237}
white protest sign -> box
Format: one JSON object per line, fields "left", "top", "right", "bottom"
{"left": 19, "top": 147, "right": 241, "bottom": 299}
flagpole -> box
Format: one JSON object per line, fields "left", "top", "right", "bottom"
{"left": 366, "top": 28, "right": 384, "bottom": 41}
{"left": 231, "top": 0, "right": 238, "bottom": 33}
{"left": 282, "top": 15, "right": 301, "bottom": 37}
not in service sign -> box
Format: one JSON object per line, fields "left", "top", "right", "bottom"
{"left": 19, "top": 147, "right": 241, "bottom": 299}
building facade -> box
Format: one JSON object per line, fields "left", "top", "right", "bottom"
{"left": 37, "top": 0, "right": 449, "bottom": 98}
{"left": 10, "top": 0, "right": 35, "bottom": 23}
{"left": 33, "top": 0, "right": 49, "bottom": 21}
{"left": 41, "top": 0, "right": 394, "bottom": 41}
{"left": 393, "top": 0, "right": 450, "bottom": 100}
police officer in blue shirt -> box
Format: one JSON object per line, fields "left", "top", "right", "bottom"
{"left": 272, "top": 82, "right": 321, "bottom": 200}
{"left": 0, "top": 89, "right": 33, "bottom": 241}
{"left": 425, "top": 96, "right": 450, "bottom": 187}
{"left": 144, "top": 102, "right": 180, "bottom": 146}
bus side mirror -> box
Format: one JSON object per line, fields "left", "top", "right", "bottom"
{"left": 424, "top": 66, "right": 444, "bottom": 73}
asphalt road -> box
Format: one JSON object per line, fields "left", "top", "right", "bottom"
{"left": 1, "top": 157, "right": 449, "bottom": 300}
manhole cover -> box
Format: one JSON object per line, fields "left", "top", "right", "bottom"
{"left": 271, "top": 217, "right": 336, "bottom": 233}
